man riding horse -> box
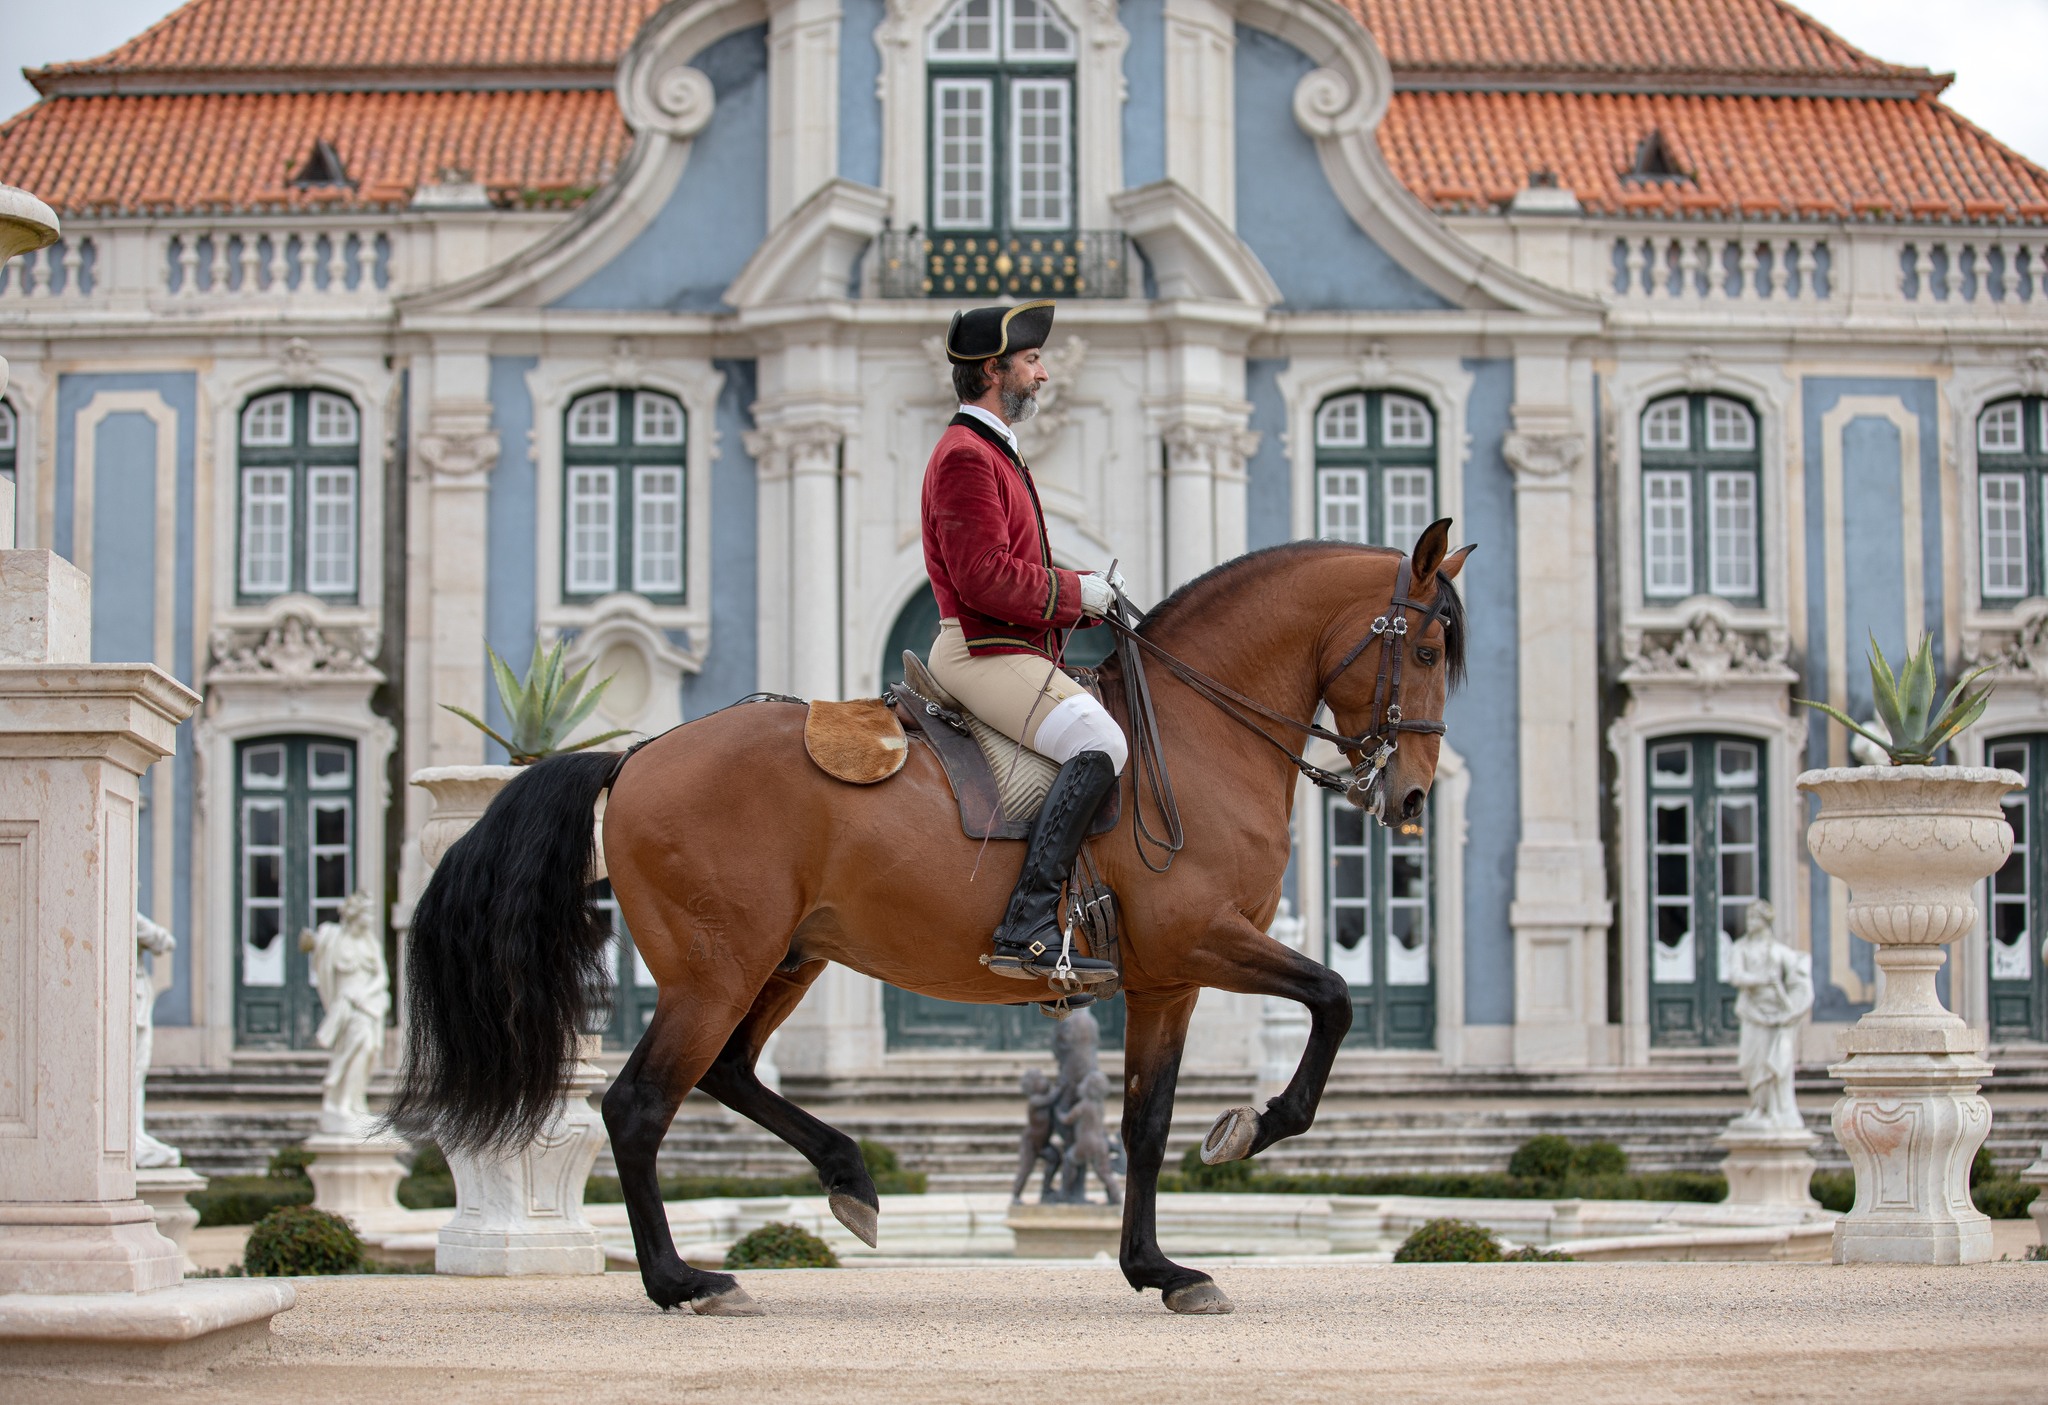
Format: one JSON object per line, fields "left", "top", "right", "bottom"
{"left": 921, "top": 299, "right": 1124, "bottom": 989}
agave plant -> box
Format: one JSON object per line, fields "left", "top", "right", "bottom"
{"left": 1797, "top": 634, "right": 1993, "bottom": 767}
{"left": 443, "top": 640, "right": 632, "bottom": 765}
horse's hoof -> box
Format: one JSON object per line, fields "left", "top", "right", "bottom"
{"left": 1163, "top": 1281, "right": 1235, "bottom": 1315}
{"left": 830, "top": 1190, "right": 880, "bottom": 1248}
{"left": 1201, "top": 1106, "right": 1259, "bottom": 1164}
{"left": 690, "top": 1286, "right": 765, "bottom": 1317}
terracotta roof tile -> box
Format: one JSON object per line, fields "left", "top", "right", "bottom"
{"left": 0, "top": 90, "right": 631, "bottom": 215}
{"left": 1379, "top": 91, "right": 2048, "bottom": 222}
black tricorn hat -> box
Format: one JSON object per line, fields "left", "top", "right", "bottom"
{"left": 944, "top": 299, "right": 1056, "bottom": 364}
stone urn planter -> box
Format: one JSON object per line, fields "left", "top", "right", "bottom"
{"left": 1797, "top": 764, "right": 2022, "bottom": 1264}
{"left": 408, "top": 762, "right": 607, "bottom": 1276}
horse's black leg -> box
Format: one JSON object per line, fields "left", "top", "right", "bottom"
{"left": 694, "top": 966, "right": 881, "bottom": 1247}
{"left": 1182, "top": 914, "right": 1353, "bottom": 1161}
{"left": 1117, "top": 986, "right": 1229, "bottom": 1314}
{"left": 602, "top": 996, "right": 761, "bottom": 1316}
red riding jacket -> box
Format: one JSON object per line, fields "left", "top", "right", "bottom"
{"left": 921, "top": 414, "right": 1088, "bottom": 660}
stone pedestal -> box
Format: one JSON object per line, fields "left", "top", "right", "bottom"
{"left": 1798, "top": 766, "right": 2017, "bottom": 1266}
{"left": 1005, "top": 1203, "right": 1122, "bottom": 1259}
{"left": 1717, "top": 1127, "right": 1820, "bottom": 1209}
{"left": 134, "top": 1168, "right": 208, "bottom": 1276}
{"left": 305, "top": 1132, "right": 412, "bottom": 1231}
{"left": 2019, "top": 1148, "right": 2048, "bottom": 1252}
{"left": 436, "top": 1053, "right": 606, "bottom": 1276}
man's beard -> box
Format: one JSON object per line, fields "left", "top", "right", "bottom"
{"left": 999, "top": 382, "right": 1039, "bottom": 424}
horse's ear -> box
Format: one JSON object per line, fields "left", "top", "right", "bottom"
{"left": 1439, "top": 543, "right": 1476, "bottom": 583}
{"left": 1410, "top": 518, "right": 1452, "bottom": 579}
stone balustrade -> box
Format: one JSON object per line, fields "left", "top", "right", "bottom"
{"left": 1611, "top": 234, "right": 1834, "bottom": 303}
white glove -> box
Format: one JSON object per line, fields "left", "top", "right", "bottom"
{"left": 1079, "top": 573, "right": 1117, "bottom": 619}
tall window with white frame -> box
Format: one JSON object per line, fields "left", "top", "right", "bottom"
{"left": 1986, "top": 736, "right": 2048, "bottom": 1041}
{"left": 1323, "top": 793, "right": 1435, "bottom": 1048}
{"left": 1976, "top": 397, "right": 2048, "bottom": 603}
{"left": 237, "top": 388, "right": 360, "bottom": 603}
{"left": 1313, "top": 391, "right": 1435, "bottom": 547}
{"left": 235, "top": 736, "right": 355, "bottom": 1050}
{"left": 1640, "top": 393, "right": 1761, "bottom": 606}
{"left": 1646, "top": 734, "right": 1763, "bottom": 1047}
{"left": 561, "top": 389, "right": 687, "bottom": 604}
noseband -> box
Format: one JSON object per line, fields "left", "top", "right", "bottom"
{"left": 1101, "top": 551, "right": 1451, "bottom": 868}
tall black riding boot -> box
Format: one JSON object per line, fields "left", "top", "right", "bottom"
{"left": 984, "top": 750, "right": 1120, "bottom": 986}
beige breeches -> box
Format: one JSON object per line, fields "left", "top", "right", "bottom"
{"left": 927, "top": 620, "right": 1083, "bottom": 750}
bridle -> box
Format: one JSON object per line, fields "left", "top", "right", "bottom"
{"left": 1100, "top": 553, "right": 1452, "bottom": 872}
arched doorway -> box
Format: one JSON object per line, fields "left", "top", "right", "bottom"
{"left": 878, "top": 586, "right": 1124, "bottom": 1050}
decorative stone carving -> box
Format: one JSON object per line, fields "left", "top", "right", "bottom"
{"left": 1502, "top": 426, "right": 1587, "bottom": 483}
{"left": 2017, "top": 347, "right": 2048, "bottom": 396}
{"left": 1163, "top": 420, "right": 1262, "bottom": 476}
{"left": 1797, "top": 764, "right": 2022, "bottom": 1263}
{"left": 1356, "top": 341, "right": 1391, "bottom": 389}
{"left": 1682, "top": 346, "right": 1719, "bottom": 392}
{"left": 277, "top": 336, "right": 319, "bottom": 386}
{"left": 133, "top": 912, "right": 183, "bottom": 1169}
{"left": 418, "top": 403, "right": 501, "bottom": 480}
{"left": 607, "top": 337, "right": 643, "bottom": 388}
{"left": 301, "top": 891, "right": 389, "bottom": 1137}
{"left": 744, "top": 420, "right": 845, "bottom": 478}
{"left": 1623, "top": 610, "right": 1794, "bottom": 689}
{"left": 1963, "top": 607, "right": 2048, "bottom": 683}
{"left": 208, "top": 607, "right": 381, "bottom": 683}
{"left": 1728, "top": 900, "right": 1812, "bottom": 1132}
{"left": 439, "top": 1048, "right": 608, "bottom": 1276}
{"left": 1293, "top": 68, "right": 1366, "bottom": 138}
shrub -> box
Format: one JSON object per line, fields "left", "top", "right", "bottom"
{"left": 723, "top": 1222, "right": 840, "bottom": 1270}
{"left": 1973, "top": 1178, "right": 2040, "bottom": 1220}
{"left": 267, "top": 1145, "right": 314, "bottom": 1180}
{"left": 242, "top": 1206, "right": 365, "bottom": 1276}
{"left": 1572, "top": 1141, "right": 1629, "bottom": 1177}
{"left": 1395, "top": 1219, "right": 1503, "bottom": 1263}
{"left": 1176, "top": 1145, "right": 1256, "bottom": 1191}
{"left": 193, "top": 1175, "right": 312, "bottom": 1227}
{"left": 1811, "top": 1172, "right": 1855, "bottom": 1214}
{"left": 1506, "top": 1135, "right": 1574, "bottom": 1185}
{"left": 1505, "top": 1245, "right": 1574, "bottom": 1262}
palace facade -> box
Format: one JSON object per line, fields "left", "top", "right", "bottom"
{"left": 6, "top": 0, "right": 2048, "bottom": 1096}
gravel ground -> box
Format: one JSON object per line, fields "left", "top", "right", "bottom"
{"left": 17, "top": 1260, "right": 2048, "bottom": 1404}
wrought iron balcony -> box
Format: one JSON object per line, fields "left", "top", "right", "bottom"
{"left": 875, "top": 227, "right": 1128, "bottom": 299}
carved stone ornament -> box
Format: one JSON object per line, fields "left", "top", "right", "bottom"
{"left": 1293, "top": 68, "right": 1366, "bottom": 138}
{"left": 1163, "top": 420, "right": 1262, "bottom": 476}
{"left": 1963, "top": 608, "right": 2048, "bottom": 682}
{"left": 209, "top": 608, "right": 382, "bottom": 682}
{"left": 1623, "top": 608, "right": 1793, "bottom": 688}
{"left": 1501, "top": 428, "right": 1587, "bottom": 483}
{"left": 608, "top": 338, "right": 643, "bottom": 388}
{"left": 1356, "top": 341, "right": 1391, "bottom": 389}
{"left": 278, "top": 337, "right": 320, "bottom": 386}
{"left": 418, "top": 408, "right": 501, "bottom": 480}
{"left": 743, "top": 420, "right": 844, "bottom": 478}
{"left": 1683, "top": 347, "right": 1719, "bottom": 392}
{"left": 2018, "top": 347, "right": 2048, "bottom": 397}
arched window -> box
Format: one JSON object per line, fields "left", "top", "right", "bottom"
{"left": 1646, "top": 734, "right": 1764, "bottom": 1047}
{"left": 561, "top": 389, "right": 688, "bottom": 603}
{"left": 1640, "top": 393, "right": 1760, "bottom": 604}
{"left": 927, "top": 0, "right": 1076, "bottom": 236}
{"left": 236, "top": 388, "right": 360, "bottom": 602}
{"left": 1977, "top": 397, "right": 2048, "bottom": 601}
{"left": 1313, "top": 391, "right": 1435, "bottom": 547}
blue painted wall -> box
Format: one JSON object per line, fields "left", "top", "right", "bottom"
{"left": 484, "top": 356, "right": 540, "bottom": 756}
{"left": 1450, "top": 359, "right": 1518, "bottom": 1026}
{"left": 840, "top": 0, "right": 885, "bottom": 187}
{"left": 681, "top": 360, "right": 761, "bottom": 716}
{"left": 553, "top": 25, "right": 771, "bottom": 312}
{"left": 1799, "top": 376, "right": 1944, "bottom": 1021}
{"left": 1244, "top": 358, "right": 1290, "bottom": 550}
{"left": 1120, "top": 0, "right": 1166, "bottom": 189}
{"left": 54, "top": 371, "right": 199, "bottom": 1024}
{"left": 1232, "top": 25, "right": 1450, "bottom": 313}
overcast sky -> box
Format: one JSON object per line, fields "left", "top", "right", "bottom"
{"left": 2, "top": 0, "right": 2046, "bottom": 166}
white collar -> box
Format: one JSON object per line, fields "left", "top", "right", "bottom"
{"left": 956, "top": 403, "right": 1019, "bottom": 456}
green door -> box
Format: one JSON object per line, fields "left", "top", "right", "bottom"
{"left": 235, "top": 736, "right": 355, "bottom": 1048}
{"left": 879, "top": 585, "right": 1121, "bottom": 1051}
{"left": 1647, "top": 734, "right": 1763, "bottom": 1047}
{"left": 1324, "top": 793, "right": 1435, "bottom": 1048}
{"left": 1987, "top": 736, "right": 2048, "bottom": 1041}
{"left": 593, "top": 881, "right": 661, "bottom": 1050}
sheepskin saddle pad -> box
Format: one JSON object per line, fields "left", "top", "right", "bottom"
{"left": 804, "top": 697, "right": 909, "bottom": 784}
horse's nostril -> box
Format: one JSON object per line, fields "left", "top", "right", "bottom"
{"left": 1401, "top": 788, "right": 1425, "bottom": 819}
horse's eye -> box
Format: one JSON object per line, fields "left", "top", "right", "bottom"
{"left": 1414, "top": 646, "right": 1439, "bottom": 666}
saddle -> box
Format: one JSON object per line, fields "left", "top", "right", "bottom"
{"left": 888, "top": 651, "right": 1121, "bottom": 843}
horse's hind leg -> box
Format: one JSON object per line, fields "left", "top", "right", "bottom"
{"left": 1118, "top": 986, "right": 1230, "bottom": 1314}
{"left": 694, "top": 963, "right": 883, "bottom": 1248}
{"left": 604, "top": 991, "right": 763, "bottom": 1316}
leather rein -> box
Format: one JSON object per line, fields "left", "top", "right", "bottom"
{"left": 1100, "top": 554, "right": 1451, "bottom": 873}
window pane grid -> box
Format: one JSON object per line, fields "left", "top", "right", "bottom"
{"left": 308, "top": 392, "right": 358, "bottom": 446}
{"left": 1991, "top": 742, "right": 2032, "bottom": 982}
{"left": 933, "top": 79, "right": 993, "bottom": 229}
{"left": 1005, "top": 0, "right": 1073, "bottom": 56}
{"left": 1384, "top": 822, "right": 1430, "bottom": 986}
{"left": 1318, "top": 468, "right": 1367, "bottom": 544}
{"left": 567, "top": 467, "right": 618, "bottom": 595}
{"left": 1382, "top": 395, "right": 1433, "bottom": 447}
{"left": 568, "top": 392, "right": 618, "bottom": 446}
{"left": 1642, "top": 399, "right": 1689, "bottom": 450}
{"left": 632, "top": 466, "right": 684, "bottom": 595}
{"left": 1982, "top": 474, "right": 2029, "bottom": 598}
{"left": 635, "top": 393, "right": 684, "bottom": 445}
{"left": 1009, "top": 79, "right": 1071, "bottom": 231}
{"left": 241, "top": 393, "right": 292, "bottom": 447}
{"left": 240, "top": 797, "right": 286, "bottom": 988}
{"left": 1325, "top": 801, "right": 1373, "bottom": 988}
{"left": 240, "top": 468, "right": 292, "bottom": 596}
{"left": 928, "top": 0, "right": 997, "bottom": 58}
{"left": 1708, "top": 471, "right": 1756, "bottom": 596}
{"left": 1651, "top": 795, "right": 1695, "bottom": 984}
{"left": 308, "top": 797, "right": 352, "bottom": 933}
{"left": 1315, "top": 394, "right": 1367, "bottom": 448}
{"left": 306, "top": 468, "right": 357, "bottom": 595}
{"left": 1382, "top": 468, "right": 1433, "bottom": 550}
{"left": 1980, "top": 400, "right": 2024, "bottom": 454}
{"left": 1643, "top": 471, "right": 1693, "bottom": 596}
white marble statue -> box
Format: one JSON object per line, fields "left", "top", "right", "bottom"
{"left": 133, "top": 911, "right": 183, "bottom": 1169}
{"left": 300, "top": 891, "right": 389, "bottom": 1137}
{"left": 1727, "top": 900, "right": 1814, "bottom": 1131}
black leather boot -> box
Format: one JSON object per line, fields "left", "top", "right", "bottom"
{"left": 984, "top": 750, "right": 1120, "bottom": 986}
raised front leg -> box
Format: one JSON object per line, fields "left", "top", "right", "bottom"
{"left": 1117, "top": 986, "right": 1229, "bottom": 1314}
{"left": 1181, "top": 914, "right": 1353, "bottom": 1164}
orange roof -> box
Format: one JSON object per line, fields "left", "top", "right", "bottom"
{"left": 0, "top": 90, "right": 630, "bottom": 215}
{"left": 1381, "top": 90, "right": 2048, "bottom": 221}
{"left": 1353, "top": 0, "right": 1932, "bottom": 87}
{"left": 30, "top": 0, "right": 663, "bottom": 89}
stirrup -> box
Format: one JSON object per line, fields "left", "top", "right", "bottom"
{"left": 981, "top": 940, "right": 1117, "bottom": 987}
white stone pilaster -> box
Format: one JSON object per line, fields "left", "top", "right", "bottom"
{"left": 415, "top": 376, "right": 502, "bottom": 766}
{"left": 1163, "top": 0, "right": 1236, "bottom": 224}
{"left": 1161, "top": 418, "right": 1258, "bottom": 590}
{"left": 766, "top": 0, "right": 843, "bottom": 228}
{"left": 748, "top": 419, "right": 848, "bottom": 700}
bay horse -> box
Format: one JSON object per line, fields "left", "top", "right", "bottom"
{"left": 390, "top": 519, "right": 1472, "bottom": 1316}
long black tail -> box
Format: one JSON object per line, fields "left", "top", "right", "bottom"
{"left": 386, "top": 750, "right": 620, "bottom": 1155}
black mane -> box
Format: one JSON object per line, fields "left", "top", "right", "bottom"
{"left": 1137, "top": 539, "right": 1466, "bottom": 689}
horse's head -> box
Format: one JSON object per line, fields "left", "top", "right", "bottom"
{"left": 1323, "top": 518, "right": 1473, "bottom": 827}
